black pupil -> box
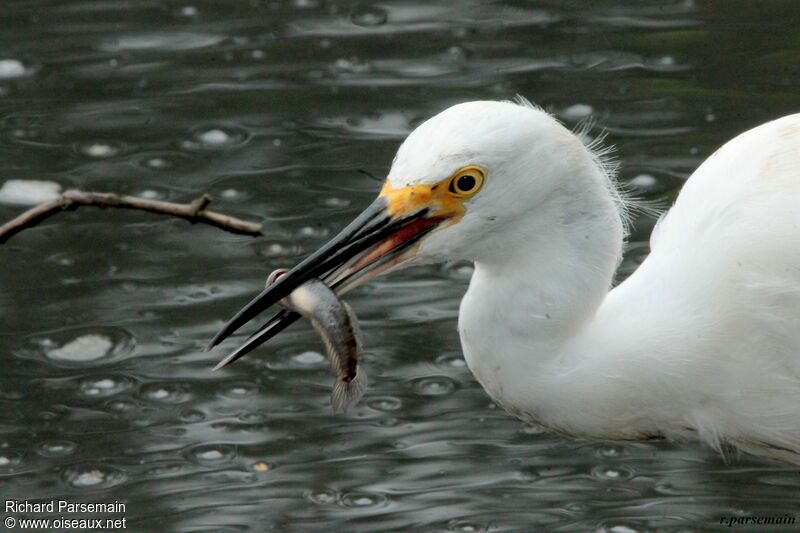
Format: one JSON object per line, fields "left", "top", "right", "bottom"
{"left": 457, "top": 174, "right": 476, "bottom": 191}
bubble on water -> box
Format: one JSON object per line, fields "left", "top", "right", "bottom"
{"left": 307, "top": 489, "right": 337, "bottom": 504}
{"left": 146, "top": 157, "right": 169, "bottom": 169}
{"left": 85, "top": 378, "right": 113, "bottom": 392}
{"left": 39, "top": 411, "right": 58, "bottom": 421}
{"left": 183, "top": 126, "right": 248, "bottom": 150}
{"left": 198, "top": 128, "right": 230, "bottom": 145}
{"left": 412, "top": 376, "right": 458, "bottom": 397}
{"left": 444, "top": 46, "right": 467, "bottom": 64}
{"left": 220, "top": 188, "right": 244, "bottom": 200}
{"left": 598, "top": 524, "right": 641, "bottom": 533}
{"left": 628, "top": 174, "right": 657, "bottom": 189}
{"left": 63, "top": 465, "right": 125, "bottom": 489}
{"left": 37, "top": 441, "right": 77, "bottom": 457}
{"left": 0, "top": 446, "right": 20, "bottom": 463}
{"left": 106, "top": 399, "right": 137, "bottom": 413}
{"left": 219, "top": 382, "right": 257, "bottom": 399}
{"left": 333, "top": 57, "right": 371, "bottom": 74}
{"left": 71, "top": 471, "right": 111, "bottom": 487}
{"left": 138, "top": 189, "right": 162, "bottom": 199}
{"left": 251, "top": 49, "right": 265, "bottom": 60}
{"left": 297, "top": 225, "right": 329, "bottom": 239}
{"left": 78, "top": 376, "right": 133, "bottom": 398}
{"left": 378, "top": 416, "right": 400, "bottom": 427}
{"left": 591, "top": 465, "right": 634, "bottom": 481}
{"left": 292, "top": 351, "right": 325, "bottom": 365}
{"left": 186, "top": 444, "right": 236, "bottom": 465}
{"left": 140, "top": 383, "right": 192, "bottom": 404}
{"left": 0, "top": 451, "right": 23, "bottom": 470}
{"left": 340, "top": 492, "right": 385, "bottom": 508}
{"left": 259, "top": 242, "right": 297, "bottom": 257}
{"left": 46, "top": 334, "right": 114, "bottom": 363}
{"left": 350, "top": 5, "right": 388, "bottom": 27}
{"left": 0, "top": 179, "right": 61, "bottom": 206}
{"left": 319, "top": 196, "right": 350, "bottom": 208}
{"left": 149, "top": 389, "right": 168, "bottom": 400}
{"left": 367, "top": 396, "right": 402, "bottom": 412}
{"left": 516, "top": 466, "right": 540, "bottom": 482}
{"left": 180, "top": 409, "right": 206, "bottom": 423}
{"left": 81, "top": 142, "right": 118, "bottom": 158}
{"left": 435, "top": 353, "right": 466, "bottom": 369}
{"left": 180, "top": 5, "right": 199, "bottom": 17}
{"left": 141, "top": 153, "right": 197, "bottom": 171}
{"left": 596, "top": 445, "right": 625, "bottom": 458}
{"left": 562, "top": 104, "right": 594, "bottom": 121}
{"left": 199, "top": 449, "right": 223, "bottom": 460}
{"left": 55, "top": 256, "right": 75, "bottom": 267}
{"left": 0, "top": 59, "right": 27, "bottom": 78}
{"left": 448, "top": 520, "right": 488, "bottom": 533}
{"left": 9, "top": 127, "right": 42, "bottom": 140}
{"left": 238, "top": 411, "right": 266, "bottom": 423}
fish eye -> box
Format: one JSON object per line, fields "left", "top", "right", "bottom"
{"left": 448, "top": 166, "right": 485, "bottom": 197}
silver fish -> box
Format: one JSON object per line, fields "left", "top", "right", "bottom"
{"left": 267, "top": 269, "right": 367, "bottom": 412}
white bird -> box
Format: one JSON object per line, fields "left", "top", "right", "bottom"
{"left": 210, "top": 98, "right": 800, "bottom": 464}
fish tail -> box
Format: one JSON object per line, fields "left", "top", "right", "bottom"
{"left": 331, "top": 367, "right": 368, "bottom": 413}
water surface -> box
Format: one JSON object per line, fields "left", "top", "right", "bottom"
{"left": 2, "top": 1, "right": 800, "bottom": 531}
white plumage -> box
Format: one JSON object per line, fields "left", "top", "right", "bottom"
{"left": 214, "top": 98, "right": 800, "bottom": 464}
{"left": 386, "top": 100, "right": 800, "bottom": 462}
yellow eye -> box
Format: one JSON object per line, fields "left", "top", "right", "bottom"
{"left": 448, "top": 166, "right": 485, "bottom": 197}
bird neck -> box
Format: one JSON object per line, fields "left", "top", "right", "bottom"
{"left": 458, "top": 174, "right": 626, "bottom": 435}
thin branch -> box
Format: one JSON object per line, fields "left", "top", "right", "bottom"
{"left": 0, "top": 189, "right": 263, "bottom": 244}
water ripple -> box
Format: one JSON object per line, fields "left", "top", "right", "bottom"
{"left": 1, "top": 1, "right": 798, "bottom": 531}
{"left": 20, "top": 327, "right": 135, "bottom": 367}
{"left": 62, "top": 464, "right": 126, "bottom": 489}
{"left": 100, "top": 32, "right": 225, "bottom": 52}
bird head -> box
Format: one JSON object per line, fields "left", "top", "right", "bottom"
{"left": 209, "top": 99, "right": 614, "bottom": 365}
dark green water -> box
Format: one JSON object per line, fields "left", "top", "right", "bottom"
{"left": 1, "top": 1, "right": 799, "bottom": 531}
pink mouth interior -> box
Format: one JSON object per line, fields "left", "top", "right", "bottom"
{"left": 349, "top": 216, "right": 443, "bottom": 272}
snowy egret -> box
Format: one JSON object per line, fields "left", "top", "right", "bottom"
{"left": 210, "top": 98, "right": 800, "bottom": 463}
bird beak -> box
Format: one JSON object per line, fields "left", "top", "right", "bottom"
{"left": 209, "top": 180, "right": 461, "bottom": 368}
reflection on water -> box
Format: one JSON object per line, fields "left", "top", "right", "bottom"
{"left": 1, "top": 0, "right": 799, "bottom": 531}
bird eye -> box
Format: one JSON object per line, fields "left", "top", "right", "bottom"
{"left": 448, "top": 166, "right": 485, "bottom": 197}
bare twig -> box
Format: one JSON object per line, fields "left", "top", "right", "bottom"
{"left": 0, "top": 189, "right": 263, "bottom": 244}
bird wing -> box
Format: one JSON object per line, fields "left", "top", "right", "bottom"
{"left": 597, "top": 114, "right": 800, "bottom": 456}
{"left": 650, "top": 114, "right": 800, "bottom": 257}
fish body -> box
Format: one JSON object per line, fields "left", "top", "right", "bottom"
{"left": 268, "top": 269, "right": 367, "bottom": 412}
